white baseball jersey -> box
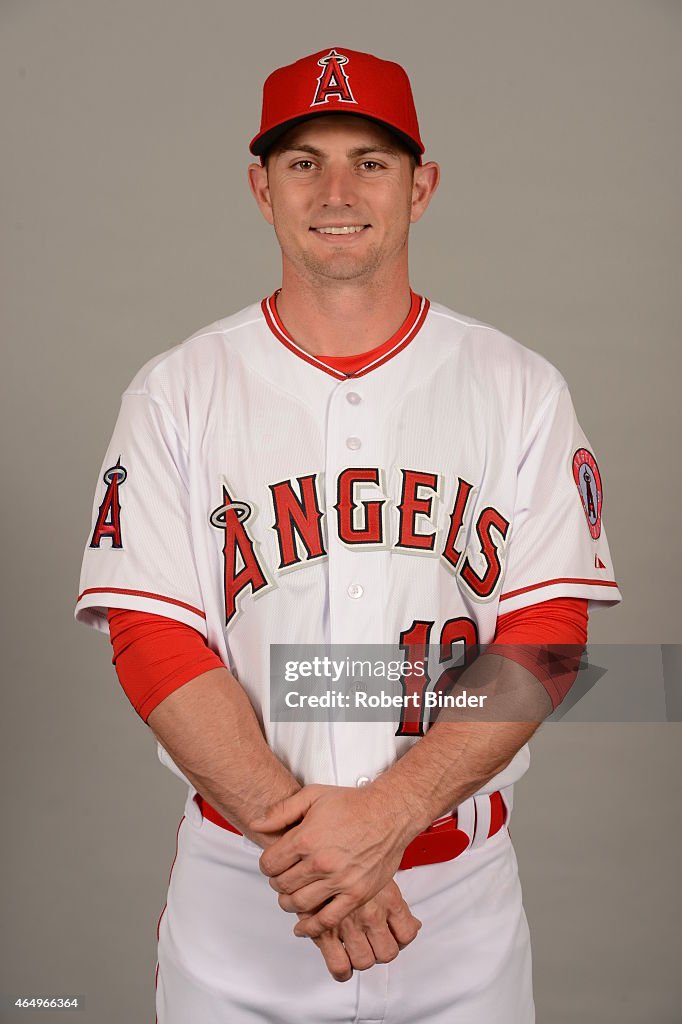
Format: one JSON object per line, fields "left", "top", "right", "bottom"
{"left": 75, "top": 292, "right": 622, "bottom": 796}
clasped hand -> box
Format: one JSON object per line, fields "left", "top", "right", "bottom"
{"left": 249, "top": 783, "right": 421, "bottom": 979}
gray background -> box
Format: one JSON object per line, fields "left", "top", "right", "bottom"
{"left": 1, "top": 1, "right": 680, "bottom": 1021}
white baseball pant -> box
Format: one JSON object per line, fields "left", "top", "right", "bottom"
{"left": 155, "top": 788, "right": 534, "bottom": 1024}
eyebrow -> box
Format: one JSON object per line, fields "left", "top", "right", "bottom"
{"left": 276, "top": 143, "right": 401, "bottom": 159}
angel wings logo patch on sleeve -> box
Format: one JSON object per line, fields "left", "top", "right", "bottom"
{"left": 572, "top": 447, "right": 602, "bottom": 539}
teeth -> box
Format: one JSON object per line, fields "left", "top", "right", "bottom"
{"left": 315, "top": 226, "right": 366, "bottom": 234}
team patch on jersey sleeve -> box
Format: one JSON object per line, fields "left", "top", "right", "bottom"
{"left": 89, "top": 457, "right": 127, "bottom": 548}
{"left": 572, "top": 448, "right": 602, "bottom": 539}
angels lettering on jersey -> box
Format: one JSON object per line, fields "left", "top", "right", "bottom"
{"left": 87, "top": 448, "right": 606, "bottom": 631}
{"left": 209, "top": 468, "right": 510, "bottom": 628}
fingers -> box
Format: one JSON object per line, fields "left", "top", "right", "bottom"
{"left": 250, "top": 788, "right": 316, "bottom": 835}
{"left": 341, "top": 913, "right": 398, "bottom": 967}
{"left": 337, "top": 917, "right": 378, "bottom": 971}
{"left": 349, "top": 890, "right": 421, "bottom": 958}
{"left": 293, "top": 892, "right": 358, "bottom": 938}
{"left": 311, "top": 929, "right": 354, "bottom": 983}
{"left": 383, "top": 892, "right": 422, "bottom": 947}
{"left": 276, "top": 879, "right": 335, "bottom": 914}
{"left": 297, "top": 884, "right": 423, "bottom": 981}
{"left": 258, "top": 834, "right": 303, "bottom": 878}
{"left": 309, "top": 909, "right": 392, "bottom": 974}
{"left": 268, "top": 850, "right": 337, "bottom": 896}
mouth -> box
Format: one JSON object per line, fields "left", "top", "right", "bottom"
{"left": 310, "top": 224, "right": 370, "bottom": 236}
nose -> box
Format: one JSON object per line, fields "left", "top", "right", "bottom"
{"left": 318, "top": 162, "right": 358, "bottom": 208}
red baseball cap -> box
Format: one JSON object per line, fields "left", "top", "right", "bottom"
{"left": 249, "top": 47, "right": 424, "bottom": 164}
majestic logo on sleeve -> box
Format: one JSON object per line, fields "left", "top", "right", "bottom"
{"left": 89, "top": 458, "right": 127, "bottom": 548}
{"left": 311, "top": 49, "right": 357, "bottom": 107}
{"left": 572, "top": 448, "right": 602, "bottom": 539}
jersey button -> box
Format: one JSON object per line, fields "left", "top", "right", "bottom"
{"left": 347, "top": 583, "right": 364, "bottom": 599}
{"left": 356, "top": 776, "right": 371, "bottom": 787}
{"left": 346, "top": 391, "right": 362, "bottom": 405}
{"left": 346, "top": 436, "right": 362, "bottom": 450}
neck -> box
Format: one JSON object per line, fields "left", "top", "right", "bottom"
{"left": 274, "top": 264, "right": 413, "bottom": 358}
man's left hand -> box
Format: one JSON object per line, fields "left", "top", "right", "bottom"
{"left": 250, "top": 783, "right": 415, "bottom": 938}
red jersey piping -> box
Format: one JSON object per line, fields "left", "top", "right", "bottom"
{"left": 260, "top": 289, "right": 430, "bottom": 380}
{"left": 76, "top": 586, "right": 206, "bottom": 620}
{"left": 500, "top": 577, "right": 619, "bottom": 602}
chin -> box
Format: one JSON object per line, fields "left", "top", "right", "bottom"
{"left": 300, "top": 249, "right": 383, "bottom": 282}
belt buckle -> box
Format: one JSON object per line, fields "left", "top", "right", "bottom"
{"left": 398, "top": 815, "right": 470, "bottom": 870}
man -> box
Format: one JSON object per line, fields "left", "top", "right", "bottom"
{"left": 75, "top": 47, "right": 622, "bottom": 1023}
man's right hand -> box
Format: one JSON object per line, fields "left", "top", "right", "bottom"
{"left": 300, "top": 879, "right": 422, "bottom": 982}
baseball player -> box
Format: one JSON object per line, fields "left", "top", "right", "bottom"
{"left": 75, "top": 47, "right": 622, "bottom": 1023}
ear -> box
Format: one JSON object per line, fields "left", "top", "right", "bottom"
{"left": 410, "top": 161, "right": 440, "bottom": 224}
{"left": 248, "top": 162, "right": 274, "bottom": 226}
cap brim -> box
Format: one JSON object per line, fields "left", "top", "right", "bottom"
{"left": 250, "top": 111, "right": 423, "bottom": 163}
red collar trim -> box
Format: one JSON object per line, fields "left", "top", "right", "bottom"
{"left": 260, "top": 290, "right": 430, "bottom": 380}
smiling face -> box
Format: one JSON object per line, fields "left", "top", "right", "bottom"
{"left": 248, "top": 115, "right": 437, "bottom": 288}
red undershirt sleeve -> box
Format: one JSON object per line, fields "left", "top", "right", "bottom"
{"left": 107, "top": 597, "right": 588, "bottom": 725}
{"left": 488, "top": 596, "right": 588, "bottom": 710}
{"left": 107, "top": 607, "right": 224, "bottom": 723}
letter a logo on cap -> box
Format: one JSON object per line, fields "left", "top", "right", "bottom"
{"left": 311, "top": 49, "right": 357, "bottom": 107}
